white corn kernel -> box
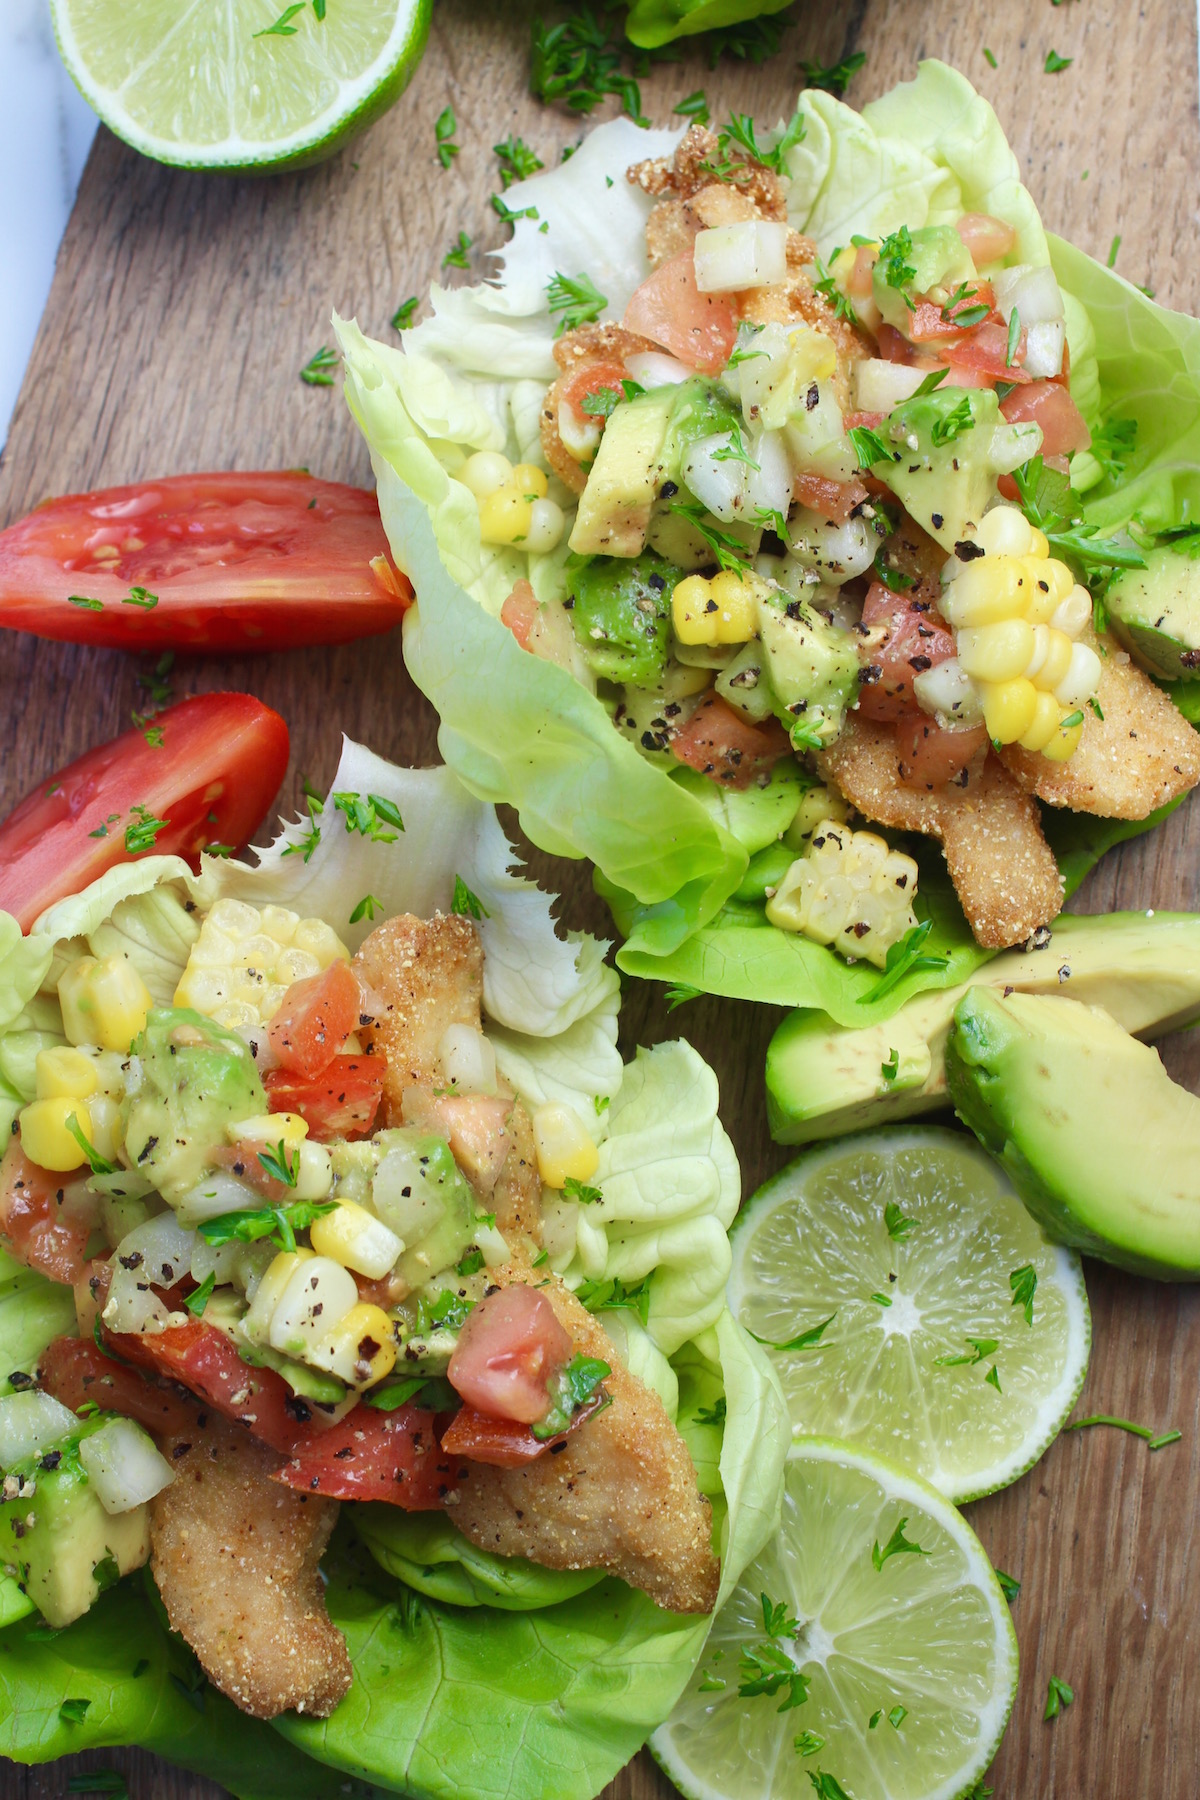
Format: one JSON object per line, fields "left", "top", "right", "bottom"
{"left": 765, "top": 821, "right": 919, "bottom": 970}
{"left": 293, "top": 1140, "right": 335, "bottom": 1202}
{"left": 1050, "top": 585, "right": 1093, "bottom": 638}
{"left": 461, "top": 451, "right": 515, "bottom": 499}
{"left": 523, "top": 497, "right": 566, "bottom": 555}
{"left": 310, "top": 1200, "right": 402, "bottom": 1279}
{"left": 174, "top": 901, "right": 348, "bottom": 1038}
{"left": 268, "top": 1256, "right": 359, "bottom": 1359}
{"left": 1054, "top": 641, "right": 1104, "bottom": 709}
{"left": 228, "top": 1111, "right": 308, "bottom": 1148}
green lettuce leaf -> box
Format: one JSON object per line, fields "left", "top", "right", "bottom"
{"left": 354, "top": 1507, "right": 606, "bottom": 1610}
{"left": 623, "top": 0, "right": 791, "bottom": 50}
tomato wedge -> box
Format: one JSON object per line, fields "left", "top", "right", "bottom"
{"left": 447, "top": 1286, "right": 572, "bottom": 1425}
{"left": 671, "top": 693, "right": 792, "bottom": 789}
{"left": 274, "top": 1400, "right": 453, "bottom": 1506}
{"left": 0, "top": 691, "right": 288, "bottom": 929}
{"left": 38, "top": 1335, "right": 201, "bottom": 1439}
{"left": 440, "top": 1392, "right": 609, "bottom": 1468}
{"left": 0, "top": 472, "right": 409, "bottom": 653}
{"left": 264, "top": 1054, "right": 385, "bottom": 1141}
{"left": 623, "top": 251, "right": 736, "bottom": 375}
{"left": 1000, "top": 380, "right": 1092, "bottom": 455}
{"left": 0, "top": 1142, "right": 94, "bottom": 1285}
{"left": 103, "top": 1317, "right": 304, "bottom": 1454}
{"left": 268, "top": 961, "right": 360, "bottom": 1078}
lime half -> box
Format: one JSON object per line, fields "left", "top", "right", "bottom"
{"left": 728, "top": 1126, "right": 1090, "bottom": 1504}
{"left": 51, "top": 0, "right": 431, "bottom": 171}
{"left": 653, "top": 1439, "right": 1018, "bottom": 1800}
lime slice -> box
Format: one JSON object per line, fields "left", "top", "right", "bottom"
{"left": 51, "top": 0, "right": 431, "bottom": 171}
{"left": 728, "top": 1125, "right": 1089, "bottom": 1503}
{"left": 653, "top": 1439, "right": 1018, "bottom": 1800}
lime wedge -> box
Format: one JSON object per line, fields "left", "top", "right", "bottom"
{"left": 728, "top": 1125, "right": 1089, "bottom": 1503}
{"left": 51, "top": 0, "right": 431, "bottom": 171}
{"left": 653, "top": 1439, "right": 1018, "bottom": 1800}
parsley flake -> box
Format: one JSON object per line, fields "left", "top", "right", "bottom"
{"left": 349, "top": 894, "right": 383, "bottom": 924}
{"left": 794, "top": 1731, "right": 826, "bottom": 1757}
{"left": 300, "top": 346, "right": 338, "bottom": 386}
{"left": 546, "top": 270, "right": 607, "bottom": 334}
{"left": 884, "top": 1200, "right": 914, "bottom": 1240}
{"left": 858, "top": 920, "right": 949, "bottom": 1004}
{"left": 494, "top": 134, "right": 544, "bottom": 187}
{"left": 434, "top": 106, "right": 460, "bottom": 169}
{"left": 391, "top": 296, "right": 419, "bottom": 332}
{"left": 451, "top": 875, "right": 490, "bottom": 919}
{"left": 1009, "top": 1263, "right": 1037, "bottom": 1326}
{"left": 800, "top": 50, "right": 866, "bottom": 96}
{"left": 1044, "top": 49, "right": 1073, "bottom": 74}
{"left": 562, "top": 1176, "right": 603, "bottom": 1205}
{"left": 871, "top": 1516, "right": 930, "bottom": 1571}
{"left": 1044, "top": 1674, "right": 1074, "bottom": 1719}
{"left": 253, "top": 3, "right": 305, "bottom": 37}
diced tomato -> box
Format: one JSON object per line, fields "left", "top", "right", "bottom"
{"left": 0, "top": 472, "right": 409, "bottom": 654}
{"left": 793, "top": 473, "right": 869, "bottom": 525}
{"left": 447, "top": 1286, "right": 572, "bottom": 1425}
{"left": 0, "top": 1142, "right": 94, "bottom": 1285}
{"left": 955, "top": 213, "right": 1017, "bottom": 265}
{"left": 847, "top": 243, "right": 877, "bottom": 297}
{"left": 876, "top": 324, "right": 915, "bottom": 364}
{"left": 501, "top": 579, "right": 538, "bottom": 649}
{"left": 857, "top": 582, "right": 957, "bottom": 723}
{"left": 906, "top": 284, "right": 995, "bottom": 344}
{"left": 439, "top": 1390, "right": 608, "bottom": 1468}
{"left": 896, "top": 717, "right": 990, "bottom": 790}
{"left": 671, "top": 693, "right": 792, "bottom": 789}
{"left": 942, "top": 320, "right": 1031, "bottom": 385}
{"left": 104, "top": 1318, "right": 303, "bottom": 1454}
{"left": 38, "top": 1335, "right": 200, "bottom": 1439}
{"left": 0, "top": 692, "right": 289, "bottom": 930}
{"left": 843, "top": 411, "right": 885, "bottom": 433}
{"left": 623, "top": 250, "right": 736, "bottom": 375}
{"left": 264, "top": 1053, "right": 385, "bottom": 1141}
{"left": 268, "top": 960, "right": 360, "bottom": 1079}
{"left": 274, "top": 1400, "right": 452, "bottom": 1507}
{"left": 1000, "top": 381, "right": 1092, "bottom": 455}
{"left": 558, "top": 359, "right": 631, "bottom": 425}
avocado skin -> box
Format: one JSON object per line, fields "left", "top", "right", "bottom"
{"left": 1106, "top": 544, "right": 1200, "bottom": 681}
{"left": 945, "top": 987, "right": 1200, "bottom": 1279}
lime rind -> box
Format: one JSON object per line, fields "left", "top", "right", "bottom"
{"left": 653, "top": 1437, "right": 1018, "bottom": 1800}
{"left": 50, "top": 0, "right": 431, "bottom": 172}
{"left": 727, "top": 1125, "right": 1091, "bottom": 1506}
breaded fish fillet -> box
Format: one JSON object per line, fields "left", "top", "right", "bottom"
{"left": 151, "top": 1416, "right": 350, "bottom": 1719}
{"left": 820, "top": 717, "right": 1064, "bottom": 948}
{"left": 354, "top": 911, "right": 483, "bottom": 1115}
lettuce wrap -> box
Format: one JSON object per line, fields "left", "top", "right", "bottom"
{"left": 0, "top": 743, "right": 788, "bottom": 1800}
{"left": 339, "top": 61, "right": 1199, "bottom": 1023}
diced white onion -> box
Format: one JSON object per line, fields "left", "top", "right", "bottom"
{"left": 103, "top": 1266, "right": 178, "bottom": 1337}
{"left": 176, "top": 1170, "right": 262, "bottom": 1225}
{"left": 991, "top": 263, "right": 1065, "bottom": 326}
{"left": 1023, "top": 319, "right": 1066, "bottom": 379}
{"left": 694, "top": 220, "right": 789, "bottom": 293}
{"left": 474, "top": 1221, "right": 511, "bottom": 1267}
{"left": 78, "top": 1417, "right": 175, "bottom": 1514}
{"left": 558, "top": 403, "right": 601, "bottom": 461}
{"left": 268, "top": 1256, "right": 358, "bottom": 1357}
{"left": 913, "top": 657, "right": 985, "bottom": 727}
{"left": 682, "top": 432, "right": 750, "bottom": 522}
{"left": 541, "top": 1194, "right": 580, "bottom": 1264}
{"left": 0, "top": 1391, "right": 78, "bottom": 1470}
{"left": 439, "top": 1024, "right": 499, "bottom": 1097}
{"left": 371, "top": 1145, "right": 443, "bottom": 1244}
{"left": 623, "top": 350, "right": 694, "bottom": 388}
{"left": 116, "top": 1213, "right": 199, "bottom": 1289}
{"left": 786, "top": 509, "right": 878, "bottom": 585}
{"left": 1054, "top": 641, "right": 1104, "bottom": 708}
{"left": 746, "top": 428, "right": 793, "bottom": 520}
{"left": 853, "top": 358, "right": 931, "bottom": 414}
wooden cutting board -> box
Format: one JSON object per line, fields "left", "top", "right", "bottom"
{"left": 2, "top": 2, "right": 1199, "bottom": 1794}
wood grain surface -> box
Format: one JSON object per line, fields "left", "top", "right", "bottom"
{"left": 3, "top": 2, "right": 1200, "bottom": 1795}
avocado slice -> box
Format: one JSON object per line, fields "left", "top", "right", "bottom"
{"left": 872, "top": 225, "right": 975, "bottom": 332}
{"left": 757, "top": 592, "right": 859, "bottom": 749}
{"left": 766, "top": 911, "right": 1200, "bottom": 1144}
{"left": 945, "top": 987, "right": 1200, "bottom": 1278}
{"left": 123, "top": 1006, "right": 266, "bottom": 1203}
{"left": 878, "top": 386, "right": 1040, "bottom": 551}
{"left": 569, "top": 387, "right": 676, "bottom": 558}
{"left": 1106, "top": 544, "right": 1200, "bottom": 680}
{"left": 567, "top": 550, "right": 683, "bottom": 685}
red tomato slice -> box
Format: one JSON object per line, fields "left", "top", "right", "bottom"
{"left": 558, "top": 359, "right": 631, "bottom": 424}
{"left": 0, "top": 692, "right": 288, "bottom": 930}
{"left": 268, "top": 960, "right": 360, "bottom": 1079}
{"left": 264, "top": 1054, "right": 385, "bottom": 1141}
{"left": 500, "top": 579, "right": 538, "bottom": 649}
{"left": 906, "top": 285, "right": 996, "bottom": 345}
{"left": 671, "top": 693, "right": 792, "bottom": 789}
{"left": 1000, "top": 380, "right": 1092, "bottom": 455}
{"left": 942, "top": 320, "right": 1031, "bottom": 385}
{"left": 447, "top": 1286, "right": 572, "bottom": 1425}
{"left": 896, "top": 717, "right": 989, "bottom": 790}
{"left": 439, "top": 1391, "right": 608, "bottom": 1468}
{"left": 858, "top": 582, "right": 957, "bottom": 723}
{"left": 38, "top": 1335, "right": 201, "bottom": 1439}
{"left": 274, "top": 1400, "right": 452, "bottom": 1506}
{"left": 104, "top": 1317, "right": 303, "bottom": 1454}
{"left": 955, "top": 213, "right": 1017, "bottom": 265}
{"left": 793, "top": 473, "right": 869, "bottom": 525}
{"left": 0, "top": 1142, "right": 94, "bottom": 1285}
{"left": 0, "top": 473, "right": 409, "bottom": 653}
{"left": 623, "top": 251, "right": 736, "bottom": 375}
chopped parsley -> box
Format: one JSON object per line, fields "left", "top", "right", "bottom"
{"left": 455, "top": 1248, "right": 485, "bottom": 1277}
{"left": 695, "top": 1396, "right": 726, "bottom": 1427}
{"left": 930, "top": 393, "right": 975, "bottom": 448}
{"left": 871, "top": 1516, "right": 930, "bottom": 1571}
{"left": 667, "top": 502, "right": 749, "bottom": 574}
{"left": 996, "top": 1569, "right": 1021, "bottom": 1603}
{"left": 737, "top": 1593, "right": 808, "bottom": 1711}
{"left": 451, "top": 875, "right": 489, "bottom": 919}
{"left": 847, "top": 424, "right": 898, "bottom": 469}
{"left": 434, "top": 105, "right": 460, "bottom": 169}
{"left": 494, "top": 133, "right": 544, "bottom": 187}
{"left": 985, "top": 1363, "right": 1002, "bottom": 1391}
{"left": 1062, "top": 1414, "right": 1182, "bottom": 1451}
{"left": 282, "top": 779, "right": 324, "bottom": 863}
{"left": 935, "top": 1336, "right": 999, "bottom": 1368}
{"left": 562, "top": 1176, "right": 602, "bottom": 1205}
{"left": 530, "top": 10, "right": 647, "bottom": 126}
{"left": 800, "top": 50, "right": 866, "bottom": 96}
{"left": 1089, "top": 416, "right": 1137, "bottom": 483}
{"left": 574, "top": 1273, "right": 650, "bottom": 1325}
{"left": 492, "top": 194, "right": 539, "bottom": 226}
{"left": 983, "top": 47, "right": 998, "bottom": 69}
{"left": 1012, "top": 455, "right": 1145, "bottom": 581}
{"left": 1107, "top": 233, "right": 1121, "bottom": 270}
{"left": 124, "top": 804, "right": 168, "bottom": 855}
{"left": 673, "top": 90, "right": 711, "bottom": 124}
{"left": 300, "top": 345, "right": 338, "bottom": 386}
{"left": 750, "top": 1313, "right": 836, "bottom": 1352}
{"left": 884, "top": 1200, "right": 915, "bottom": 1241}
{"left": 413, "top": 1290, "right": 475, "bottom": 1336}
{"left": 812, "top": 255, "right": 858, "bottom": 324}
{"left": 1044, "top": 49, "right": 1073, "bottom": 74}
{"left": 391, "top": 296, "right": 419, "bottom": 332}
{"left": 198, "top": 1197, "right": 337, "bottom": 1255}
{"left": 253, "top": 3, "right": 306, "bottom": 38}
{"left": 1009, "top": 1263, "right": 1037, "bottom": 1326}
{"left": 793, "top": 1731, "right": 825, "bottom": 1757}
{"left": 532, "top": 1353, "right": 610, "bottom": 1438}
{"left": 878, "top": 224, "right": 917, "bottom": 294}
{"left": 546, "top": 269, "right": 607, "bottom": 334}
{"left": 349, "top": 893, "right": 383, "bottom": 924}
{"left": 858, "top": 920, "right": 949, "bottom": 1004}
{"left": 183, "top": 1271, "right": 216, "bottom": 1317}
{"left": 65, "top": 1112, "right": 116, "bottom": 1176}
{"left": 580, "top": 378, "right": 644, "bottom": 418}
{"left": 873, "top": 547, "right": 915, "bottom": 591}
{"left": 442, "top": 231, "right": 473, "bottom": 270}
{"left": 1005, "top": 305, "right": 1022, "bottom": 368}
{"left": 880, "top": 1048, "right": 900, "bottom": 1082}
{"left": 332, "top": 790, "right": 404, "bottom": 842}
{"left": 67, "top": 594, "right": 104, "bottom": 611}
{"left": 59, "top": 1698, "right": 91, "bottom": 1725}
{"left": 1044, "top": 1674, "right": 1074, "bottom": 1719}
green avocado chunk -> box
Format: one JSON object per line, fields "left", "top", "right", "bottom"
{"left": 122, "top": 1007, "right": 266, "bottom": 1203}
{"left": 872, "top": 225, "right": 975, "bottom": 331}
{"left": 766, "top": 911, "right": 1200, "bottom": 1144}
{"left": 569, "top": 386, "right": 676, "bottom": 558}
{"left": 567, "top": 551, "right": 683, "bottom": 684}
{"left": 757, "top": 593, "right": 859, "bottom": 749}
{"left": 877, "top": 386, "right": 1039, "bottom": 551}
{"left": 945, "top": 986, "right": 1200, "bottom": 1278}
{"left": 1106, "top": 543, "right": 1200, "bottom": 680}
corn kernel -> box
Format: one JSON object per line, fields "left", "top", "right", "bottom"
{"left": 1050, "top": 585, "right": 1093, "bottom": 639}
{"left": 940, "top": 556, "right": 1030, "bottom": 629}
{"left": 1027, "top": 526, "right": 1050, "bottom": 560}
{"left": 1037, "top": 628, "right": 1073, "bottom": 693}
{"left": 533, "top": 1102, "right": 600, "bottom": 1188}
{"left": 672, "top": 570, "right": 761, "bottom": 645}
{"left": 228, "top": 1111, "right": 308, "bottom": 1148}
{"left": 511, "top": 463, "right": 549, "bottom": 500}
{"left": 1042, "top": 714, "right": 1085, "bottom": 762}
{"left": 310, "top": 1200, "right": 403, "bottom": 1279}
{"left": 957, "top": 619, "right": 1035, "bottom": 683}
{"left": 1020, "top": 558, "right": 1061, "bottom": 626}
{"left": 243, "top": 1249, "right": 311, "bottom": 1344}
{"left": 982, "top": 678, "right": 1039, "bottom": 743}
{"left": 479, "top": 486, "right": 533, "bottom": 545}
{"left": 975, "top": 505, "right": 1034, "bottom": 558}
{"left": 174, "top": 900, "right": 348, "bottom": 1036}
{"left": 461, "top": 450, "right": 514, "bottom": 499}
{"left": 269, "top": 1256, "right": 358, "bottom": 1359}
{"left": 1017, "top": 689, "right": 1064, "bottom": 753}
{"left": 765, "top": 820, "right": 919, "bottom": 969}
{"left": 1055, "top": 641, "right": 1103, "bottom": 709}
{"left": 58, "top": 955, "right": 152, "bottom": 1053}
{"left": 310, "top": 1302, "right": 398, "bottom": 1387}
{"left": 35, "top": 1047, "right": 99, "bottom": 1102}
{"left": 19, "top": 1096, "right": 91, "bottom": 1172}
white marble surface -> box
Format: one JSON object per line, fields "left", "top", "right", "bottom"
{"left": 0, "top": 0, "right": 97, "bottom": 452}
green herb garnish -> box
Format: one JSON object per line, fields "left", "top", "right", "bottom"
{"left": 435, "top": 105, "right": 459, "bottom": 169}
{"left": 546, "top": 270, "right": 607, "bottom": 334}
{"left": 871, "top": 1516, "right": 930, "bottom": 1571}
{"left": 300, "top": 346, "right": 338, "bottom": 386}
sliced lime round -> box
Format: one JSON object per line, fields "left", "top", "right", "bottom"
{"left": 728, "top": 1125, "right": 1089, "bottom": 1503}
{"left": 51, "top": 0, "right": 431, "bottom": 171}
{"left": 653, "top": 1438, "right": 1018, "bottom": 1800}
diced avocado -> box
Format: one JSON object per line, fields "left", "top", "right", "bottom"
{"left": 766, "top": 911, "right": 1200, "bottom": 1144}
{"left": 756, "top": 591, "right": 859, "bottom": 748}
{"left": 872, "top": 225, "right": 975, "bottom": 332}
{"left": 570, "top": 387, "right": 676, "bottom": 557}
{"left": 567, "top": 551, "right": 684, "bottom": 684}
{"left": 672, "top": 759, "right": 803, "bottom": 856}
{"left": 878, "top": 387, "right": 1040, "bottom": 551}
{"left": 1106, "top": 544, "right": 1200, "bottom": 680}
{"left": 201, "top": 1287, "right": 347, "bottom": 1405}
{"left": 609, "top": 663, "right": 711, "bottom": 766}
{"left": 715, "top": 638, "right": 776, "bottom": 723}
{"left": 644, "top": 505, "right": 760, "bottom": 570}
{"left": 661, "top": 376, "right": 743, "bottom": 471}
{"left": 3, "top": 1416, "right": 150, "bottom": 1627}
{"left": 369, "top": 1130, "right": 475, "bottom": 1286}
{"left": 123, "top": 1007, "right": 266, "bottom": 1203}
{"left": 945, "top": 987, "right": 1200, "bottom": 1278}
{"left": 735, "top": 841, "right": 796, "bottom": 902}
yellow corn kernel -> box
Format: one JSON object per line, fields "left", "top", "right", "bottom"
{"left": 19, "top": 1096, "right": 91, "bottom": 1172}
{"left": 672, "top": 571, "right": 760, "bottom": 645}
{"left": 974, "top": 505, "right": 1034, "bottom": 558}
{"left": 511, "top": 463, "right": 549, "bottom": 500}
{"left": 310, "top": 1303, "right": 398, "bottom": 1387}
{"left": 58, "top": 955, "right": 152, "bottom": 1053}
{"left": 174, "top": 899, "right": 348, "bottom": 1038}
{"left": 1027, "top": 526, "right": 1050, "bottom": 560}
{"left": 478, "top": 486, "right": 533, "bottom": 545}
{"left": 460, "top": 450, "right": 514, "bottom": 499}
{"left": 228, "top": 1110, "right": 308, "bottom": 1148}
{"left": 1020, "top": 558, "right": 1062, "bottom": 626}
{"left": 1041, "top": 713, "right": 1085, "bottom": 762}
{"left": 672, "top": 574, "right": 716, "bottom": 643}
{"left": 1043, "top": 559, "right": 1075, "bottom": 607}
{"left": 1017, "top": 689, "right": 1064, "bottom": 753}
{"left": 941, "top": 556, "right": 1030, "bottom": 629}
{"left": 35, "top": 1046, "right": 99, "bottom": 1102}
{"left": 957, "top": 619, "right": 1035, "bottom": 684}
{"left": 1037, "top": 627, "right": 1074, "bottom": 693}
{"left": 982, "top": 677, "right": 1039, "bottom": 744}
{"left": 532, "top": 1102, "right": 600, "bottom": 1188}
{"left": 310, "top": 1200, "right": 403, "bottom": 1280}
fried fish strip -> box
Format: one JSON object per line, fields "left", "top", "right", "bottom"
{"left": 354, "top": 911, "right": 483, "bottom": 1118}
{"left": 628, "top": 124, "right": 786, "bottom": 219}
{"left": 820, "top": 718, "right": 1064, "bottom": 947}
{"left": 1000, "top": 642, "right": 1200, "bottom": 817}
{"left": 151, "top": 1417, "right": 349, "bottom": 1720}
